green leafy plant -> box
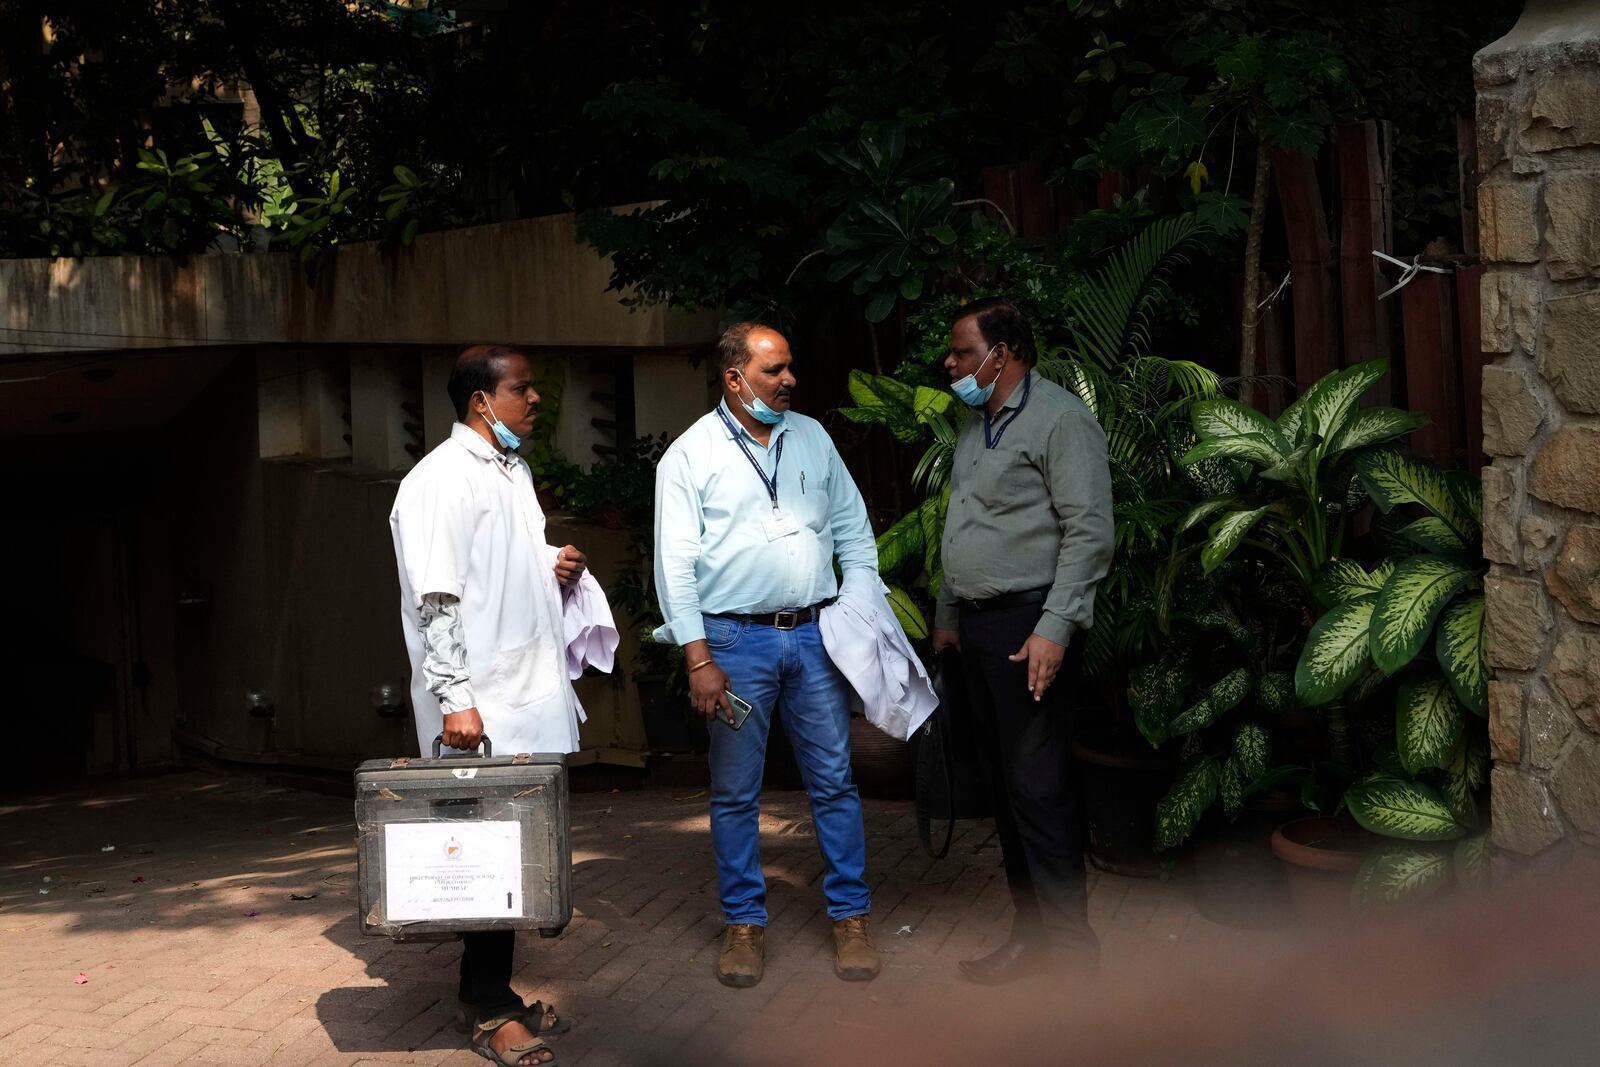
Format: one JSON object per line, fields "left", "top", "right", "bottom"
{"left": 1174, "top": 357, "right": 1427, "bottom": 592}
{"left": 1293, "top": 453, "right": 1491, "bottom": 906}
{"left": 1132, "top": 562, "right": 1304, "bottom": 849}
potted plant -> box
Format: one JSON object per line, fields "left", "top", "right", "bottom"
{"left": 1150, "top": 358, "right": 1420, "bottom": 910}
{"left": 1293, "top": 450, "right": 1492, "bottom": 909}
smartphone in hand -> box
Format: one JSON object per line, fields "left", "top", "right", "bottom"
{"left": 721, "top": 690, "right": 755, "bottom": 730}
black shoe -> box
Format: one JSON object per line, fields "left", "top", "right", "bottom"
{"left": 957, "top": 939, "right": 1050, "bottom": 985}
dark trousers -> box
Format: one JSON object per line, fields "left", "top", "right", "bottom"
{"left": 958, "top": 602, "right": 1097, "bottom": 953}
{"left": 458, "top": 930, "right": 523, "bottom": 1019}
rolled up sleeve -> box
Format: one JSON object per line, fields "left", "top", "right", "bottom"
{"left": 652, "top": 447, "right": 708, "bottom": 646}
{"left": 1036, "top": 409, "right": 1114, "bottom": 646}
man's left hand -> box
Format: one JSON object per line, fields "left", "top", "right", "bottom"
{"left": 1008, "top": 633, "right": 1066, "bottom": 702}
{"left": 554, "top": 545, "right": 587, "bottom": 587}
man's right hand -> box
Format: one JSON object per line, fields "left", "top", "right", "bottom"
{"left": 932, "top": 628, "right": 961, "bottom": 653}
{"left": 441, "top": 707, "right": 485, "bottom": 750}
{"left": 684, "top": 640, "right": 731, "bottom": 723}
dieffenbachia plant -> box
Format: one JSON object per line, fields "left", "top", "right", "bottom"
{"left": 1294, "top": 449, "right": 1491, "bottom": 905}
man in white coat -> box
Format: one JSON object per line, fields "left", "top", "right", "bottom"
{"left": 389, "top": 344, "right": 589, "bottom": 1066}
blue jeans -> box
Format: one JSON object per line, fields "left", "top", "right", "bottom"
{"left": 702, "top": 613, "right": 870, "bottom": 925}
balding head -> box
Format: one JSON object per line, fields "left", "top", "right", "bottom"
{"left": 447, "top": 344, "right": 523, "bottom": 421}
{"left": 717, "top": 323, "right": 787, "bottom": 375}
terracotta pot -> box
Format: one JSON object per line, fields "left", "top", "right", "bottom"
{"left": 1270, "top": 816, "right": 1372, "bottom": 921}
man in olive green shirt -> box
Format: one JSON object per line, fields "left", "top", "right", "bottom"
{"left": 931, "top": 297, "right": 1113, "bottom": 985}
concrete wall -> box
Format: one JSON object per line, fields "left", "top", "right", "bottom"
{"left": 0, "top": 210, "right": 717, "bottom": 357}
{"left": 156, "top": 353, "right": 651, "bottom": 768}
{"left": 1476, "top": 0, "right": 1600, "bottom": 856}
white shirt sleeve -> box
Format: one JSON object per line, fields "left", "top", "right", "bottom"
{"left": 392, "top": 470, "right": 475, "bottom": 605}
{"left": 652, "top": 445, "right": 707, "bottom": 646}
{"left": 826, "top": 438, "right": 879, "bottom": 578}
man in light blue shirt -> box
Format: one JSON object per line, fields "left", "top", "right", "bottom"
{"left": 653, "top": 323, "right": 881, "bottom": 989}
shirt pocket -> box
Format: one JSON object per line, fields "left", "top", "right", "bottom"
{"left": 971, "top": 447, "right": 1041, "bottom": 513}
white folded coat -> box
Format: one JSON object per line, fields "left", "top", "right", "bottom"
{"left": 557, "top": 557, "right": 620, "bottom": 680}
{"left": 819, "top": 571, "right": 939, "bottom": 741}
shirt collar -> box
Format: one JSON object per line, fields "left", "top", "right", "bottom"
{"left": 716, "top": 400, "right": 787, "bottom": 448}
{"left": 451, "top": 421, "right": 520, "bottom": 471}
{"left": 994, "top": 370, "right": 1033, "bottom": 413}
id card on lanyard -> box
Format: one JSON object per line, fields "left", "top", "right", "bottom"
{"left": 717, "top": 406, "right": 799, "bottom": 540}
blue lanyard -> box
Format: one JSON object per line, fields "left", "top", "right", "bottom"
{"left": 716, "top": 405, "right": 783, "bottom": 510}
{"left": 983, "top": 371, "right": 1033, "bottom": 449}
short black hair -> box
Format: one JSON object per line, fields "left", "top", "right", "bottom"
{"left": 718, "top": 322, "right": 770, "bottom": 374}
{"left": 954, "top": 298, "right": 1037, "bottom": 366}
{"left": 448, "top": 344, "right": 525, "bottom": 421}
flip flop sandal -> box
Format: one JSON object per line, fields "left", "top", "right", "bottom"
{"left": 457, "top": 1000, "right": 572, "bottom": 1037}
{"left": 470, "top": 1015, "right": 557, "bottom": 1066}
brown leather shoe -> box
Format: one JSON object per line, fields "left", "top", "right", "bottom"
{"left": 717, "top": 924, "right": 765, "bottom": 988}
{"left": 832, "top": 915, "right": 881, "bottom": 981}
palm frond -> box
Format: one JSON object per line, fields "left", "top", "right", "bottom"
{"left": 1065, "top": 214, "right": 1208, "bottom": 371}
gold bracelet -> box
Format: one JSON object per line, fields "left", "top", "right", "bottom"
{"left": 687, "top": 658, "right": 714, "bottom": 674}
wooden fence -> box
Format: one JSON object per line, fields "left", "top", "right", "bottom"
{"left": 980, "top": 118, "right": 1487, "bottom": 473}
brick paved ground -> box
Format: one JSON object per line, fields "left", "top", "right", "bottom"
{"left": 6, "top": 771, "right": 1596, "bottom": 1066}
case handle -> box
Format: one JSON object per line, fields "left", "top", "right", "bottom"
{"left": 431, "top": 734, "right": 493, "bottom": 759}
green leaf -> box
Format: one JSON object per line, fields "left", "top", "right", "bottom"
{"left": 1299, "top": 359, "right": 1389, "bottom": 445}
{"left": 1454, "top": 833, "right": 1493, "bottom": 888}
{"left": 885, "top": 584, "right": 928, "bottom": 641}
{"left": 1354, "top": 450, "right": 1473, "bottom": 537}
{"left": 1314, "top": 559, "right": 1393, "bottom": 606}
{"left": 1179, "top": 432, "right": 1284, "bottom": 469}
{"left": 1400, "top": 517, "right": 1468, "bottom": 555}
{"left": 1257, "top": 672, "right": 1293, "bottom": 715}
{"left": 1201, "top": 506, "right": 1273, "bottom": 574}
{"left": 863, "top": 288, "right": 897, "bottom": 323}
{"left": 1370, "top": 556, "right": 1478, "bottom": 674}
{"left": 1346, "top": 776, "right": 1466, "bottom": 841}
{"left": 874, "top": 510, "right": 925, "bottom": 578}
{"left": 1191, "top": 398, "right": 1288, "bottom": 450}
{"left": 1441, "top": 740, "right": 1479, "bottom": 827}
{"left": 1178, "top": 497, "right": 1236, "bottom": 534}
{"left": 1169, "top": 667, "right": 1252, "bottom": 736}
{"left": 1327, "top": 407, "right": 1427, "bottom": 456}
{"left": 1233, "top": 722, "right": 1270, "bottom": 781}
{"left": 1220, "top": 759, "right": 1245, "bottom": 819}
{"left": 911, "top": 386, "right": 952, "bottom": 423}
{"left": 1436, "top": 596, "right": 1487, "bottom": 715}
{"left": 1154, "top": 758, "right": 1220, "bottom": 850}
{"left": 1295, "top": 596, "right": 1377, "bottom": 705}
{"left": 1129, "top": 655, "right": 1190, "bottom": 748}
{"left": 1397, "top": 676, "right": 1465, "bottom": 775}
{"left": 1352, "top": 845, "right": 1450, "bottom": 906}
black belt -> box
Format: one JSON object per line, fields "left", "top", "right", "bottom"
{"left": 720, "top": 602, "right": 829, "bottom": 630}
{"left": 957, "top": 587, "right": 1049, "bottom": 612}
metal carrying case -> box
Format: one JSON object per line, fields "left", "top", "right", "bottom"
{"left": 354, "top": 736, "right": 571, "bottom": 940}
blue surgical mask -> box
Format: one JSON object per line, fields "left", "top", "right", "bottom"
{"left": 951, "top": 345, "right": 1002, "bottom": 407}
{"left": 477, "top": 391, "right": 523, "bottom": 450}
{"left": 736, "top": 371, "right": 785, "bottom": 426}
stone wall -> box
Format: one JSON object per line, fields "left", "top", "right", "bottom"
{"left": 1477, "top": 2, "right": 1600, "bottom": 857}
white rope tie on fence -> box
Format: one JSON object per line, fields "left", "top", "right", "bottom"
{"left": 1256, "top": 270, "right": 1292, "bottom": 312}
{"left": 1372, "top": 249, "right": 1450, "bottom": 300}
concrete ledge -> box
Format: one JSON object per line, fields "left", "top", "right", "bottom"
{"left": 1, "top": 210, "right": 715, "bottom": 357}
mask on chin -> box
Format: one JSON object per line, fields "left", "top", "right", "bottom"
{"left": 477, "top": 391, "right": 523, "bottom": 450}
{"left": 951, "top": 345, "right": 1001, "bottom": 407}
{"left": 735, "top": 370, "right": 785, "bottom": 426}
